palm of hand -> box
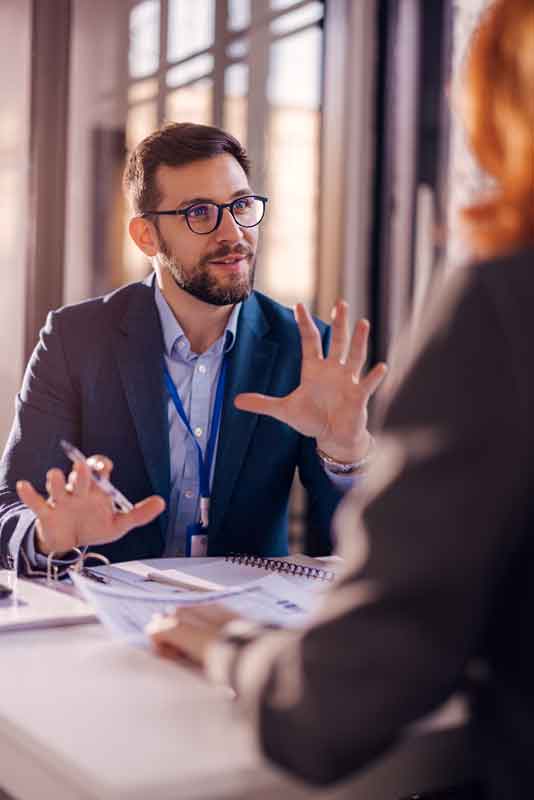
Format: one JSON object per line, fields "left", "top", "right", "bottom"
{"left": 38, "top": 489, "right": 117, "bottom": 552}
{"left": 235, "top": 301, "right": 386, "bottom": 460}
{"left": 17, "top": 458, "right": 164, "bottom": 556}
{"left": 285, "top": 358, "right": 368, "bottom": 444}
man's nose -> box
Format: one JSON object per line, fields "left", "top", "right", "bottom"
{"left": 214, "top": 207, "right": 244, "bottom": 242}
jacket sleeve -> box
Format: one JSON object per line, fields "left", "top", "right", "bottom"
{"left": 221, "top": 267, "right": 531, "bottom": 784}
{"left": 0, "top": 311, "right": 80, "bottom": 571}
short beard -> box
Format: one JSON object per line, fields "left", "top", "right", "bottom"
{"left": 158, "top": 236, "right": 255, "bottom": 307}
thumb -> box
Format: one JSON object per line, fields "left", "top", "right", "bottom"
{"left": 113, "top": 495, "right": 165, "bottom": 538}
{"left": 234, "top": 392, "right": 287, "bottom": 422}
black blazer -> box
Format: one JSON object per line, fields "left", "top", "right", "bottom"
{"left": 0, "top": 277, "right": 341, "bottom": 567}
{"left": 231, "top": 248, "right": 534, "bottom": 797}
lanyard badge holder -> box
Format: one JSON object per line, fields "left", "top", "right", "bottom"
{"left": 163, "top": 359, "right": 227, "bottom": 557}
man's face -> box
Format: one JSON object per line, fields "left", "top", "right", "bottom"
{"left": 152, "top": 155, "right": 259, "bottom": 306}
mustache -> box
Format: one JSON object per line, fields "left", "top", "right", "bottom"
{"left": 202, "top": 244, "right": 253, "bottom": 265}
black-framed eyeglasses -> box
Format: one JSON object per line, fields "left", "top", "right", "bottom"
{"left": 141, "top": 194, "right": 269, "bottom": 235}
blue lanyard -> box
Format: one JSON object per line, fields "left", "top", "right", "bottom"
{"left": 163, "top": 358, "right": 227, "bottom": 528}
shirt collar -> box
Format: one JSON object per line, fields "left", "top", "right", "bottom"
{"left": 154, "top": 281, "right": 241, "bottom": 358}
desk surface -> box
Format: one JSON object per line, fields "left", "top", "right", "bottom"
{"left": 0, "top": 565, "right": 475, "bottom": 800}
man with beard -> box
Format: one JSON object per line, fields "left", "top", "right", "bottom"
{"left": 0, "top": 123, "right": 385, "bottom": 573}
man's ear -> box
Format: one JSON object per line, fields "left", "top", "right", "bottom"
{"left": 129, "top": 216, "right": 160, "bottom": 257}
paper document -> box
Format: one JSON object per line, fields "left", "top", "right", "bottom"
{"left": 71, "top": 572, "right": 319, "bottom": 645}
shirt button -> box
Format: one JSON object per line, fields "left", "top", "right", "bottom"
{"left": 198, "top": 364, "right": 207, "bottom": 374}
{"left": 184, "top": 490, "right": 193, "bottom": 499}
{"left": 178, "top": 340, "right": 185, "bottom": 348}
{"left": 194, "top": 426, "right": 203, "bottom": 438}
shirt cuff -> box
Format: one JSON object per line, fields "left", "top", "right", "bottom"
{"left": 7, "top": 509, "right": 38, "bottom": 572}
{"left": 20, "top": 525, "right": 81, "bottom": 577}
{"left": 323, "top": 467, "right": 363, "bottom": 490}
{"left": 24, "top": 523, "right": 41, "bottom": 567}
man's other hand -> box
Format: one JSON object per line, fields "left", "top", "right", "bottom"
{"left": 16, "top": 456, "right": 165, "bottom": 556}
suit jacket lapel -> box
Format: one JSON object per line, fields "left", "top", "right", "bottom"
{"left": 112, "top": 276, "right": 170, "bottom": 542}
{"left": 209, "top": 294, "right": 278, "bottom": 540}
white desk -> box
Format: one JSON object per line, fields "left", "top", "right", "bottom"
{"left": 0, "top": 568, "right": 475, "bottom": 800}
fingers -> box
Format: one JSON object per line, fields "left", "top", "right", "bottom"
{"left": 327, "top": 300, "right": 350, "bottom": 363}
{"left": 346, "top": 318, "right": 370, "bottom": 379}
{"left": 68, "top": 455, "right": 114, "bottom": 500}
{"left": 358, "top": 362, "right": 388, "bottom": 398}
{"left": 146, "top": 615, "right": 191, "bottom": 661}
{"left": 147, "top": 615, "right": 217, "bottom": 666}
{"left": 66, "top": 459, "right": 92, "bottom": 495}
{"left": 86, "top": 454, "right": 114, "bottom": 482}
{"left": 146, "top": 611, "right": 180, "bottom": 637}
{"left": 46, "top": 468, "right": 68, "bottom": 504}
{"left": 112, "top": 495, "right": 166, "bottom": 538}
{"left": 16, "top": 480, "right": 49, "bottom": 518}
{"left": 152, "top": 640, "right": 184, "bottom": 663}
{"left": 294, "top": 303, "right": 323, "bottom": 361}
{"left": 181, "top": 604, "right": 239, "bottom": 627}
{"left": 234, "top": 392, "right": 288, "bottom": 423}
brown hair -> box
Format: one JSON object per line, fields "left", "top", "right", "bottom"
{"left": 123, "top": 122, "right": 250, "bottom": 215}
{"left": 461, "top": 0, "right": 534, "bottom": 258}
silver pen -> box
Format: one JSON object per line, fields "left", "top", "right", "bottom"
{"left": 59, "top": 440, "right": 133, "bottom": 513}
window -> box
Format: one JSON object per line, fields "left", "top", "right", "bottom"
{"left": 122, "top": 0, "right": 325, "bottom": 311}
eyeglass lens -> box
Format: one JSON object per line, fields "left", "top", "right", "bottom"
{"left": 186, "top": 196, "right": 265, "bottom": 234}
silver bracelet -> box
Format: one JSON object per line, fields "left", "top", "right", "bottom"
{"left": 316, "top": 436, "right": 374, "bottom": 475}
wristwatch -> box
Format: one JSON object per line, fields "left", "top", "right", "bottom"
{"left": 316, "top": 436, "right": 375, "bottom": 475}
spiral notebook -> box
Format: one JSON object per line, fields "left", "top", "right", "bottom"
{"left": 224, "top": 554, "right": 338, "bottom": 583}
{"left": 143, "top": 554, "right": 341, "bottom": 593}
{"left": 92, "top": 555, "right": 341, "bottom": 594}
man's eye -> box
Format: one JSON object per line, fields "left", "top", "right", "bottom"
{"left": 189, "top": 205, "right": 210, "bottom": 218}
{"left": 233, "top": 198, "right": 253, "bottom": 212}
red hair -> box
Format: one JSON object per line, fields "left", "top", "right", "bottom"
{"left": 461, "top": 0, "right": 534, "bottom": 257}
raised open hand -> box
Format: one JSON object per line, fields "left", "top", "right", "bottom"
{"left": 16, "top": 456, "right": 165, "bottom": 556}
{"left": 235, "top": 301, "right": 387, "bottom": 463}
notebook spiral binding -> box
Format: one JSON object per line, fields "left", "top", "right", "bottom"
{"left": 225, "top": 554, "right": 335, "bottom": 582}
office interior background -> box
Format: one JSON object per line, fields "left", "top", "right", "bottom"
{"left": 0, "top": 0, "right": 486, "bottom": 550}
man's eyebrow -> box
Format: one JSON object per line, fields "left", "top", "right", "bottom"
{"left": 229, "top": 188, "right": 253, "bottom": 200}
{"left": 176, "top": 189, "right": 253, "bottom": 210}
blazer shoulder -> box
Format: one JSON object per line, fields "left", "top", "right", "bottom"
{"left": 48, "top": 280, "right": 152, "bottom": 329}
{"left": 250, "top": 291, "right": 329, "bottom": 341}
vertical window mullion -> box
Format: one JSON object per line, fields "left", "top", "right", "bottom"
{"left": 212, "top": 0, "right": 228, "bottom": 128}
{"left": 246, "top": 1, "right": 270, "bottom": 196}
{"left": 158, "top": 0, "right": 169, "bottom": 124}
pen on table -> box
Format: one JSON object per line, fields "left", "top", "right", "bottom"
{"left": 59, "top": 439, "right": 133, "bottom": 513}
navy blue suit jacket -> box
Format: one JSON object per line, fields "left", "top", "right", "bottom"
{"left": 0, "top": 278, "right": 342, "bottom": 567}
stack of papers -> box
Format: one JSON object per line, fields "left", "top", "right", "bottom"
{"left": 71, "top": 571, "right": 320, "bottom": 646}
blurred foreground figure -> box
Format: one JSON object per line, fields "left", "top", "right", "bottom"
{"left": 150, "top": 0, "right": 534, "bottom": 794}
